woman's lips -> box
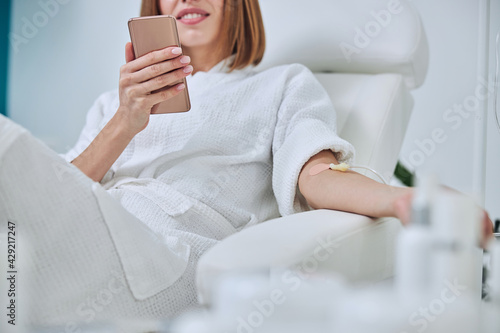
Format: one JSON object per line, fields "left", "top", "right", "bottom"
{"left": 176, "top": 8, "right": 210, "bottom": 25}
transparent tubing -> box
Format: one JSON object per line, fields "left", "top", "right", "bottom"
{"left": 349, "top": 165, "right": 388, "bottom": 185}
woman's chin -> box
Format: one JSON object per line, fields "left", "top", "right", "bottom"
{"left": 178, "top": 39, "right": 215, "bottom": 50}
{"left": 178, "top": 30, "right": 216, "bottom": 46}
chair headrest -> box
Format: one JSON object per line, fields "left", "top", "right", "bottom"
{"left": 257, "top": 0, "right": 429, "bottom": 89}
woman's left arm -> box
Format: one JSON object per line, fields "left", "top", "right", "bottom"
{"left": 298, "top": 150, "right": 412, "bottom": 220}
{"left": 299, "top": 150, "right": 494, "bottom": 247}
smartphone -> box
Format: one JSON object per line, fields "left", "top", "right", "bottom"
{"left": 128, "top": 15, "right": 191, "bottom": 114}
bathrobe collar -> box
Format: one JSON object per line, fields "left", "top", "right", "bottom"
{"left": 192, "top": 55, "right": 254, "bottom": 76}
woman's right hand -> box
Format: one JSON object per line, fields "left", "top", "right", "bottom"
{"left": 71, "top": 44, "right": 192, "bottom": 182}
{"left": 116, "top": 42, "right": 193, "bottom": 136}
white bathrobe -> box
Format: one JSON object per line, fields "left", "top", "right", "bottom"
{"left": 67, "top": 61, "right": 354, "bottom": 227}
{"left": 0, "top": 61, "right": 354, "bottom": 327}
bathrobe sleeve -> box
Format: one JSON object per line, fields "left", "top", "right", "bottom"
{"left": 272, "top": 64, "right": 355, "bottom": 216}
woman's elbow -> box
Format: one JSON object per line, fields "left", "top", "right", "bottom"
{"left": 298, "top": 170, "right": 322, "bottom": 210}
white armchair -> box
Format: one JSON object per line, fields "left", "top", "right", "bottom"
{"left": 196, "top": 0, "right": 429, "bottom": 305}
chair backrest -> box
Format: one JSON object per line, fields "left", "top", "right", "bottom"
{"left": 257, "top": 0, "right": 429, "bottom": 180}
{"left": 257, "top": 0, "right": 429, "bottom": 89}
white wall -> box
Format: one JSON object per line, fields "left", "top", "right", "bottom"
{"left": 8, "top": 0, "right": 140, "bottom": 151}
{"left": 485, "top": 0, "right": 500, "bottom": 223}
{"left": 7, "top": 0, "right": 500, "bottom": 220}
{"left": 400, "top": 0, "right": 500, "bottom": 220}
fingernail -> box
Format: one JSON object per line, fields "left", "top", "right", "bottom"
{"left": 176, "top": 83, "right": 186, "bottom": 91}
{"left": 180, "top": 56, "right": 190, "bottom": 64}
{"left": 183, "top": 65, "right": 193, "bottom": 74}
{"left": 172, "top": 47, "right": 182, "bottom": 55}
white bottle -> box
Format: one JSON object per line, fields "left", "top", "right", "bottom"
{"left": 394, "top": 175, "right": 435, "bottom": 303}
{"left": 427, "top": 190, "right": 482, "bottom": 333}
{"left": 430, "top": 190, "right": 482, "bottom": 297}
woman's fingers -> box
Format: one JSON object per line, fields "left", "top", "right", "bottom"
{"left": 481, "top": 211, "right": 494, "bottom": 248}
{"left": 120, "top": 45, "right": 191, "bottom": 97}
{"left": 120, "top": 65, "right": 191, "bottom": 104}
{"left": 141, "top": 65, "right": 193, "bottom": 95}
{"left": 116, "top": 44, "right": 192, "bottom": 135}
{"left": 134, "top": 55, "right": 191, "bottom": 84}
{"left": 122, "top": 46, "right": 182, "bottom": 74}
{"left": 392, "top": 188, "right": 494, "bottom": 249}
{"left": 148, "top": 82, "right": 187, "bottom": 107}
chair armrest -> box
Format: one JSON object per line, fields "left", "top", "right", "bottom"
{"left": 196, "top": 210, "right": 403, "bottom": 305}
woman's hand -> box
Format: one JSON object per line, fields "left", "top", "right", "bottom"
{"left": 116, "top": 42, "right": 193, "bottom": 136}
{"left": 393, "top": 189, "right": 494, "bottom": 249}
{"left": 71, "top": 44, "right": 192, "bottom": 182}
{"left": 481, "top": 211, "right": 495, "bottom": 248}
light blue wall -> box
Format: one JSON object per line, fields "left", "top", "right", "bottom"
{"left": 0, "top": 0, "right": 11, "bottom": 116}
{"left": 8, "top": 0, "right": 140, "bottom": 150}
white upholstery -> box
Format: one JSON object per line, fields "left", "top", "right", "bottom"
{"left": 257, "top": 0, "right": 429, "bottom": 89}
{"left": 197, "top": 211, "right": 402, "bottom": 305}
{"left": 196, "top": 0, "right": 429, "bottom": 306}
{"left": 317, "top": 73, "right": 413, "bottom": 181}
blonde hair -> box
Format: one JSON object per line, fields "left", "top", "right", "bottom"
{"left": 140, "top": 0, "right": 266, "bottom": 71}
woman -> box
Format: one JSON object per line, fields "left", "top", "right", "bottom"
{"left": 0, "top": 0, "right": 492, "bottom": 328}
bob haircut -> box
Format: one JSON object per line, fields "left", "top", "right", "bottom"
{"left": 140, "top": 0, "right": 266, "bottom": 72}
